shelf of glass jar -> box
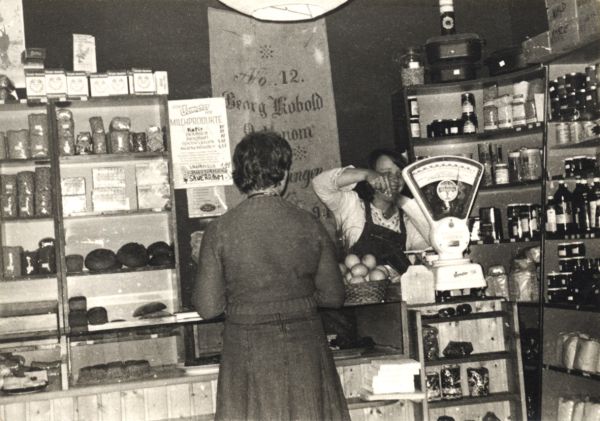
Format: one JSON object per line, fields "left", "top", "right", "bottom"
{"left": 410, "top": 124, "right": 543, "bottom": 146}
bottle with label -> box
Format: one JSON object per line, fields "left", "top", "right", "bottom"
{"left": 439, "top": 0, "right": 456, "bottom": 35}
{"left": 546, "top": 195, "right": 558, "bottom": 238}
{"left": 593, "top": 177, "right": 600, "bottom": 233}
{"left": 478, "top": 143, "right": 493, "bottom": 186}
{"left": 572, "top": 179, "right": 592, "bottom": 235}
{"left": 462, "top": 112, "right": 478, "bottom": 134}
{"left": 554, "top": 180, "right": 574, "bottom": 237}
{"left": 588, "top": 179, "right": 598, "bottom": 231}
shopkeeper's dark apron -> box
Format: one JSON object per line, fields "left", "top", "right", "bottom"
{"left": 321, "top": 201, "right": 411, "bottom": 349}
{"left": 349, "top": 201, "right": 411, "bottom": 275}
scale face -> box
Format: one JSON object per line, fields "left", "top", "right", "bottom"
{"left": 402, "top": 156, "right": 485, "bottom": 292}
{"left": 403, "top": 156, "right": 483, "bottom": 226}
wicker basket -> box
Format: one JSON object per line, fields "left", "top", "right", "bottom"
{"left": 344, "top": 279, "right": 390, "bottom": 305}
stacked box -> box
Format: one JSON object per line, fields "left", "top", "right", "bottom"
{"left": 61, "top": 177, "right": 87, "bottom": 215}
{"left": 136, "top": 161, "right": 170, "bottom": 210}
{"left": 92, "top": 167, "right": 129, "bottom": 212}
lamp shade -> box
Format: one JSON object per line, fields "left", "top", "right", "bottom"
{"left": 218, "top": 0, "right": 348, "bottom": 21}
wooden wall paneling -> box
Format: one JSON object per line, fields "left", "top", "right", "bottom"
{"left": 28, "top": 399, "right": 52, "bottom": 421}
{"left": 1, "top": 403, "right": 26, "bottom": 421}
{"left": 76, "top": 394, "right": 99, "bottom": 421}
{"left": 121, "top": 389, "right": 145, "bottom": 421}
{"left": 144, "top": 387, "right": 169, "bottom": 421}
{"left": 166, "top": 383, "right": 193, "bottom": 419}
{"left": 191, "top": 381, "right": 214, "bottom": 416}
{"left": 98, "top": 391, "right": 122, "bottom": 421}
{"left": 52, "top": 397, "right": 76, "bottom": 421}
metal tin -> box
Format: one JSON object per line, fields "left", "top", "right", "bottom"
{"left": 407, "top": 96, "right": 420, "bottom": 118}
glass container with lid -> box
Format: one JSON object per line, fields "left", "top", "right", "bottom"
{"left": 394, "top": 46, "right": 425, "bottom": 87}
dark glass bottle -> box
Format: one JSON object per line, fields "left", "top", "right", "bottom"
{"left": 439, "top": 0, "right": 456, "bottom": 35}
{"left": 554, "top": 180, "right": 574, "bottom": 237}
{"left": 572, "top": 179, "right": 592, "bottom": 235}
{"left": 545, "top": 195, "right": 557, "bottom": 238}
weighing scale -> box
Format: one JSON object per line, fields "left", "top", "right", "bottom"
{"left": 402, "top": 156, "right": 485, "bottom": 293}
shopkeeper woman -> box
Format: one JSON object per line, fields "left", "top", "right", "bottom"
{"left": 192, "top": 131, "right": 350, "bottom": 421}
{"left": 312, "top": 148, "right": 430, "bottom": 275}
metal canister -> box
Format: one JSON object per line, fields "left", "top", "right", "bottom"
{"left": 520, "top": 148, "right": 542, "bottom": 181}
{"left": 483, "top": 100, "right": 498, "bottom": 131}
{"left": 507, "top": 204, "right": 523, "bottom": 240}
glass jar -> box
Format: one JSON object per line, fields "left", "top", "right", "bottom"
{"left": 396, "top": 46, "right": 425, "bottom": 87}
{"left": 483, "top": 100, "right": 498, "bottom": 131}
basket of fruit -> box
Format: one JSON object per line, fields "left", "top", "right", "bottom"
{"left": 340, "top": 253, "right": 390, "bottom": 305}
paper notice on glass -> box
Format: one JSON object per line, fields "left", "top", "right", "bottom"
{"left": 168, "top": 98, "right": 233, "bottom": 189}
{"left": 187, "top": 186, "right": 227, "bottom": 218}
{"left": 73, "top": 34, "right": 97, "bottom": 73}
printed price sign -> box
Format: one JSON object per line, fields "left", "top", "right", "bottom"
{"left": 168, "top": 97, "right": 233, "bottom": 188}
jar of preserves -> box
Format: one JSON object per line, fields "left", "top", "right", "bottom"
{"left": 483, "top": 100, "right": 498, "bottom": 131}
{"left": 494, "top": 163, "right": 509, "bottom": 185}
{"left": 396, "top": 46, "right": 425, "bottom": 87}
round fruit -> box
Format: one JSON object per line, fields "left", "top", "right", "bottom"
{"left": 368, "top": 268, "right": 387, "bottom": 281}
{"left": 361, "top": 254, "right": 377, "bottom": 270}
{"left": 349, "top": 275, "right": 365, "bottom": 285}
{"left": 338, "top": 262, "right": 348, "bottom": 275}
{"left": 374, "top": 265, "right": 389, "bottom": 276}
{"left": 350, "top": 263, "right": 369, "bottom": 277}
{"left": 344, "top": 254, "right": 361, "bottom": 269}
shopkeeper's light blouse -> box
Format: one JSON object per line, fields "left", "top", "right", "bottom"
{"left": 312, "top": 166, "right": 430, "bottom": 251}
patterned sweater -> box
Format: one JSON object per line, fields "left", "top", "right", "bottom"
{"left": 192, "top": 194, "right": 345, "bottom": 319}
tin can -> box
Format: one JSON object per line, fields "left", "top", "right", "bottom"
{"left": 407, "top": 96, "right": 419, "bottom": 118}
{"left": 494, "top": 163, "right": 509, "bottom": 185}
{"left": 508, "top": 151, "right": 522, "bottom": 182}
{"left": 520, "top": 148, "right": 542, "bottom": 181}
{"left": 410, "top": 118, "right": 421, "bottom": 138}
{"left": 483, "top": 100, "right": 498, "bottom": 131}
{"left": 461, "top": 92, "right": 476, "bottom": 114}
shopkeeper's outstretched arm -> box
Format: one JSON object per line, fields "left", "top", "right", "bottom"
{"left": 191, "top": 222, "right": 226, "bottom": 319}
